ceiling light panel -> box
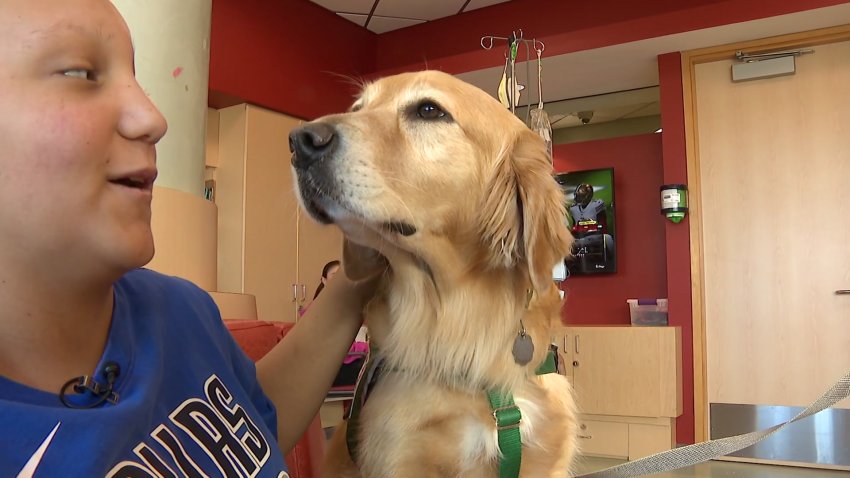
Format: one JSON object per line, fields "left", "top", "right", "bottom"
{"left": 310, "top": 0, "right": 375, "bottom": 15}
{"left": 464, "top": 0, "right": 511, "bottom": 13}
{"left": 338, "top": 13, "right": 368, "bottom": 26}
{"left": 367, "top": 16, "right": 425, "bottom": 34}
{"left": 374, "top": 0, "right": 467, "bottom": 21}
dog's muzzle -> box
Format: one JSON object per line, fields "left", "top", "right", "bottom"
{"left": 289, "top": 121, "right": 418, "bottom": 236}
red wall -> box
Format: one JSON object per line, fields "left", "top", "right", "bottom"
{"left": 554, "top": 135, "right": 667, "bottom": 327}
{"left": 209, "top": 0, "right": 376, "bottom": 119}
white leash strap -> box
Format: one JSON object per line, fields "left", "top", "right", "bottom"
{"left": 576, "top": 369, "right": 850, "bottom": 478}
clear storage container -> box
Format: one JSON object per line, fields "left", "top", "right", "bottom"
{"left": 627, "top": 298, "right": 668, "bottom": 326}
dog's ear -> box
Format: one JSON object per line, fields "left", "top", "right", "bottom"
{"left": 478, "top": 130, "right": 572, "bottom": 292}
{"left": 342, "top": 239, "right": 388, "bottom": 281}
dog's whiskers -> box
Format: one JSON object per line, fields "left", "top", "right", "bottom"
{"left": 379, "top": 172, "right": 427, "bottom": 194}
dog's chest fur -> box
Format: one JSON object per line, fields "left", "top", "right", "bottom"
{"left": 354, "top": 373, "right": 552, "bottom": 477}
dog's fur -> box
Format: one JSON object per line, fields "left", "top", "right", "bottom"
{"left": 291, "top": 70, "right": 577, "bottom": 477}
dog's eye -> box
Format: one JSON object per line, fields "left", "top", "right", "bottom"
{"left": 417, "top": 102, "right": 447, "bottom": 120}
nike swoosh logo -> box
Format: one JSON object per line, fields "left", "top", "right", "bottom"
{"left": 17, "top": 422, "right": 61, "bottom": 478}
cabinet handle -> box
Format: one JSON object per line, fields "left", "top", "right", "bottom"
{"left": 578, "top": 434, "right": 593, "bottom": 439}
{"left": 291, "top": 284, "right": 298, "bottom": 303}
{"left": 300, "top": 284, "right": 307, "bottom": 303}
{"left": 575, "top": 335, "right": 580, "bottom": 354}
{"left": 836, "top": 290, "right": 850, "bottom": 295}
{"left": 563, "top": 334, "right": 568, "bottom": 352}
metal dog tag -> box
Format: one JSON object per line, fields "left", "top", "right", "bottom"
{"left": 512, "top": 333, "right": 534, "bottom": 365}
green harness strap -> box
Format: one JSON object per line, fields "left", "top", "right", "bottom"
{"left": 487, "top": 390, "right": 523, "bottom": 478}
{"left": 535, "top": 347, "right": 558, "bottom": 376}
{"left": 487, "top": 348, "right": 558, "bottom": 478}
{"left": 347, "top": 348, "right": 559, "bottom": 477}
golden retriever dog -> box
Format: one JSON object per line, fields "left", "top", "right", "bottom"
{"left": 290, "top": 70, "right": 577, "bottom": 477}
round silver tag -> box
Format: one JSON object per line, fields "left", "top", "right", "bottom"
{"left": 512, "top": 333, "right": 534, "bottom": 365}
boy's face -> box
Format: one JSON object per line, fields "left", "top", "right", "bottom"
{"left": 0, "top": 0, "right": 168, "bottom": 280}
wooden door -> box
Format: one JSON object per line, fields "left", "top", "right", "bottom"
{"left": 573, "top": 327, "right": 649, "bottom": 416}
{"left": 569, "top": 327, "right": 681, "bottom": 417}
{"left": 696, "top": 40, "right": 850, "bottom": 409}
{"left": 244, "top": 106, "right": 301, "bottom": 322}
{"left": 694, "top": 38, "right": 850, "bottom": 467}
{"left": 296, "top": 212, "right": 344, "bottom": 316}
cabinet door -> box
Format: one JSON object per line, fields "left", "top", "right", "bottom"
{"left": 553, "top": 326, "right": 575, "bottom": 381}
{"left": 569, "top": 327, "right": 681, "bottom": 417}
{"left": 244, "top": 106, "right": 302, "bottom": 322}
{"left": 216, "top": 105, "right": 249, "bottom": 295}
{"left": 296, "top": 212, "right": 343, "bottom": 315}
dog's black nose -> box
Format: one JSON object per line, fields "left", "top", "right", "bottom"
{"left": 290, "top": 122, "right": 338, "bottom": 169}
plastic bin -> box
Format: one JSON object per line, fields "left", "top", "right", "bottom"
{"left": 627, "top": 298, "right": 668, "bottom": 326}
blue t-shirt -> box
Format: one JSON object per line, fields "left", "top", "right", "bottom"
{"left": 0, "top": 269, "right": 289, "bottom": 477}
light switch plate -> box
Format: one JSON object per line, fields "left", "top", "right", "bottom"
{"left": 553, "top": 261, "right": 567, "bottom": 281}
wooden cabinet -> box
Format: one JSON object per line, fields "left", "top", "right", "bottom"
{"left": 556, "top": 326, "right": 682, "bottom": 460}
{"left": 576, "top": 418, "right": 629, "bottom": 457}
{"left": 575, "top": 414, "right": 676, "bottom": 460}
{"left": 567, "top": 326, "right": 682, "bottom": 417}
{"left": 215, "top": 104, "right": 342, "bottom": 322}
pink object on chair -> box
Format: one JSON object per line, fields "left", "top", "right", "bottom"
{"left": 225, "top": 319, "right": 325, "bottom": 478}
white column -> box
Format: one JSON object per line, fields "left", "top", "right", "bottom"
{"left": 111, "top": 0, "right": 218, "bottom": 289}
{"left": 111, "top": 0, "right": 212, "bottom": 197}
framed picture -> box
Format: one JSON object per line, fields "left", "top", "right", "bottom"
{"left": 555, "top": 168, "right": 617, "bottom": 275}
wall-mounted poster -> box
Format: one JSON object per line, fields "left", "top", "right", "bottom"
{"left": 555, "top": 168, "right": 617, "bottom": 275}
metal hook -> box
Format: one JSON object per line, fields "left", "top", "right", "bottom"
{"left": 480, "top": 31, "right": 544, "bottom": 54}
{"left": 534, "top": 39, "right": 545, "bottom": 54}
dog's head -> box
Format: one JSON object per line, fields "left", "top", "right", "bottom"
{"left": 290, "top": 70, "right": 570, "bottom": 292}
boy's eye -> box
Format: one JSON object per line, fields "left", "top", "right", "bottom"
{"left": 63, "top": 69, "right": 97, "bottom": 81}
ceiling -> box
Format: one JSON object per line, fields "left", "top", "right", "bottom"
{"left": 308, "top": 0, "right": 513, "bottom": 34}
{"left": 306, "top": 2, "right": 850, "bottom": 132}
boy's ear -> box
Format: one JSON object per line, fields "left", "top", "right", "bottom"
{"left": 342, "top": 239, "right": 388, "bottom": 281}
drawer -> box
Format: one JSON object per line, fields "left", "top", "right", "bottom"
{"left": 577, "top": 419, "right": 628, "bottom": 458}
{"left": 628, "top": 423, "right": 674, "bottom": 460}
